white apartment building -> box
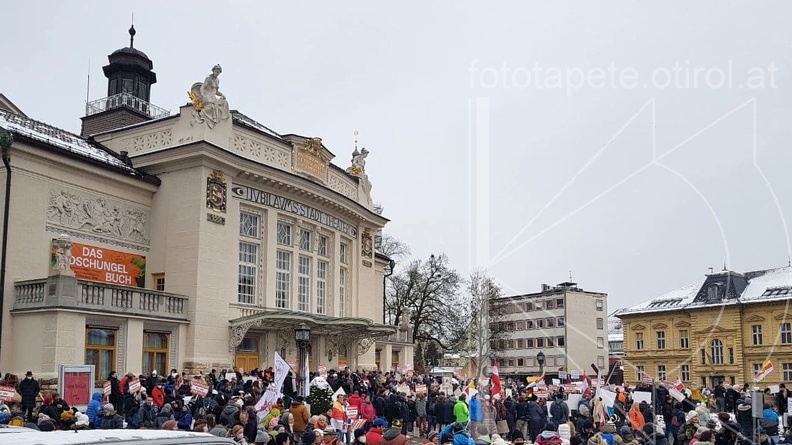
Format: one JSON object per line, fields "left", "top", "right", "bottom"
{"left": 493, "top": 282, "right": 609, "bottom": 380}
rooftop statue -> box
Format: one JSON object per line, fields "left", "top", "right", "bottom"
{"left": 188, "top": 64, "right": 230, "bottom": 129}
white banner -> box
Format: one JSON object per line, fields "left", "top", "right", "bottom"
{"left": 255, "top": 352, "right": 290, "bottom": 420}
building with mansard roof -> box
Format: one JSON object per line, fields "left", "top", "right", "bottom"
{"left": 0, "top": 27, "right": 412, "bottom": 384}
{"left": 616, "top": 266, "right": 792, "bottom": 388}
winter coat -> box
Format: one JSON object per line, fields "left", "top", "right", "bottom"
{"left": 643, "top": 432, "right": 669, "bottom": 445}
{"left": 87, "top": 392, "right": 103, "bottom": 425}
{"left": 176, "top": 410, "right": 193, "bottom": 430}
{"left": 100, "top": 413, "right": 124, "bottom": 429}
{"left": 155, "top": 405, "right": 174, "bottom": 429}
{"left": 19, "top": 377, "right": 39, "bottom": 408}
{"left": 416, "top": 397, "right": 428, "bottom": 418}
{"left": 482, "top": 402, "right": 497, "bottom": 436}
{"left": 152, "top": 386, "right": 166, "bottom": 408}
{"left": 528, "top": 401, "right": 547, "bottom": 427}
{"left": 516, "top": 400, "right": 529, "bottom": 420}
{"left": 366, "top": 427, "right": 384, "bottom": 445}
{"left": 292, "top": 401, "right": 310, "bottom": 432}
{"left": 550, "top": 400, "right": 569, "bottom": 424}
{"left": 443, "top": 400, "right": 456, "bottom": 425}
{"left": 135, "top": 402, "right": 158, "bottom": 428}
{"left": 361, "top": 399, "right": 377, "bottom": 422}
{"left": 454, "top": 432, "right": 476, "bottom": 445}
{"left": 382, "top": 427, "right": 409, "bottom": 445}
{"left": 536, "top": 431, "right": 562, "bottom": 445}
{"left": 470, "top": 396, "right": 482, "bottom": 422}
{"left": 220, "top": 404, "right": 239, "bottom": 427}
{"left": 628, "top": 405, "right": 645, "bottom": 431}
{"left": 454, "top": 400, "right": 470, "bottom": 423}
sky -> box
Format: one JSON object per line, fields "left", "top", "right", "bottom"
{"left": 3, "top": 1, "right": 792, "bottom": 312}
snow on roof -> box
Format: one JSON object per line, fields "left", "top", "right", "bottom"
{"left": 608, "top": 316, "right": 623, "bottom": 342}
{"left": 619, "top": 266, "right": 792, "bottom": 316}
{"left": 0, "top": 109, "right": 135, "bottom": 173}
{"left": 232, "top": 110, "right": 281, "bottom": 139}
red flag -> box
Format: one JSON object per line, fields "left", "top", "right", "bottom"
{"left": 581, "top": 372, "right": 590, "bottom": 394}
{"left": 491, "top": 360, "right": 502, "bottom": 396}
{"left": 673, "top": 376, "right": 684, "bottom": 391}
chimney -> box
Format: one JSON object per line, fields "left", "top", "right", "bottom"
{"left": 541, "top": 284, "right": 550, "bottom": 292}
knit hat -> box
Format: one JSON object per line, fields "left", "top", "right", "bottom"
{"left": 391, "top": 419, "right": 403, "bottom": 429}
{"left": 686, "top": 411, "right": 698, "bottom": 421}
{"left": 354, "top": 428, "right": 367, "bottom": 440}
{"left": 452, "top": 422, "right": 465, "bottom": 433}
{"left": 619, "top": 426, "right": 633, "bottom": 437}
{"left": 162, "top": 419, "right": 178, "bottom": 430}
{"left": 103, "top": 403, "right": 115, "bottom": 415}
{"left": 43, "top": 396, "right": 53, "bottom": 405}
{"left": 373, "top": 418, "right": 388, "bottom": 428}
{"left": 235, "top": 398, "right": 244, "bottom": 408}
{"left": 601, "top": 422, "right": 616, "bottom": 434}
{"left": 37, "top": 413, "right": 50, "bottom": 423}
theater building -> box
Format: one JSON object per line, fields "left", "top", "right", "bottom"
{"left": 0, "top": 28, "right": 412, "bottom": 382}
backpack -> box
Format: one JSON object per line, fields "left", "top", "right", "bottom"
{"left": 601, "top": 433, "right": 615, "bottom": 445}
{"left": 551, "top": 401, "right": 564, "bottom": 420}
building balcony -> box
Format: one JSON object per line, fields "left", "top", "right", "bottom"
{"left": 386, "top": 330, "right": 411, "bottom": 343}
{"left": 85, "top": 93, "right": 170, "bottom": 119}
{"left": 13, "top": 278, "right": 189, "bottom": 322}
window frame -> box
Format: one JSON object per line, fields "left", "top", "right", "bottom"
{"left": 681, "top": 364, "right": 690, "bottom": 382}
{"left": 237, "top": 241, "right": 258, "bottom": 304}
{"left": 152, "top": 273, "right": 165, "bottom": 292}
{"left": 711, "top": 339, "right": 724, "bottom": 365}
{"left": 86, "top": 327, "right": 117, "bottom": 383}
{"left": 752, "top": 324, "right": 763, "bottom": 346}
{"left": 142, "top": 331, "right": 169, "bottom": 378}
{"left": 316, "top": 260, "right": 328, "bottom": 315}
{"left": 679, "top": 330, "right": 689, "bottom": 349}
{"left": 275, "top": 250, "right": 292, "bottom": 309}
{"left": 656, "top": 330, "right": 666, "bottom": 350}
{"left": 782, "top": 323, "right": 792, "bottom": 345}
{"left": 635, "top": 332, "right": 644, "bottom": 350}
{"left": 277, "top": 221, "right": 293, "bottom": 246}
{"left": 297, "top": 255, "right": 312, "bottom": 312}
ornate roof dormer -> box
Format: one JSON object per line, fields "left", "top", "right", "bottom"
{"left": 692, "top": 269, "right": 748, "bottom": 304}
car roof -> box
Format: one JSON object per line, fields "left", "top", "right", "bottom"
{"left": 0, "top": 429, "right": 236, "bottom": 445}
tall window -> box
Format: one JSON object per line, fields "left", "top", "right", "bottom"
{"left": 299, "top": 229, "right": 312, "bottom": 251}
{"left": 711, "top": 339, "right": 723, "bottom": 365}
{"left": 680, "top": 330, "right": 689, "bottom": 349}
{"left": 339, "top": 268, "right": 347, "bottom": 317}
{"left": 317, "top": 261, "right": 328, "bottom": 315}
{"left": 340, "top": 242, "right": 349, "bottom": 265}
{"left": 525, "top": 302, "right": 533, "bottom": 311}
{"left": 525, "top": 338, "right": 534, "bottom": 348}
{"left": 277, "top": 222, "right": 292, "bottom": 246}
{"left": 516, "top": 320, "right": 524, "bottom": 330}
{"left": 597, "top": 337, "right": 604, "bottom": 348}
{"left": 782, "top": 323, "right": 792, "bottom": 344}
{"left": 752, "top": 325, "right": 763, "bottom": 345}
{"left": 547, "top": 337, "right": 554, "bottom": 347}
{"left": 517, "top": 339, "right": 524, "bottom": 348}
{"left": 86, "top": 328, "right": 116, "bottom": 382}
{"left": 546, "top": 300, "right": 554, "bottom": 309}
{"left": 557, "top": 317, "right": 565, "bottom": 326}
{"left": 152, "top": 273, "right": 165, "bottom": 291}
{"left": 142, "top": 331, "right": 169, "bottom": 376}
{"left": 596, "top": 299, "right": 604, "bottom": 311}
{"left": 526, "top": 320, "right": 534, "bottom": 329}
{"left": 636, "top": 332, "right": 644, "bottom": 350}
{"left": 276, "top": 251, "right": 292, "bottom": 309}
{"left": 238, "top": 242, "right": 257, "bottom": 304}
{"left": 658, "top": 365, "right": 666, "bottom": 381}
{"left": 546, "top": 318, "right": 555, "bottom": 328}
{"left": 556, "top": 298, "right": 564, "bottom": 308}
{"left": 557, "top": 336, "right": 565, "bottom": 347}
{"left": 753, "top": 363, "right": 762, "bottom": 375}
{"left": 318, "top": 235, "right": 328, "bottom": 257}
{"left": 681, "top": 364, "right": 690, "bottom": 382}
{"left": 657, "top": 331, "right": 666, "bottom": 350}
{"left": 238, "top": 212, "right": 260, "bottom": 305}
{"left": 535, "top": 301, "right": 543, "bottom": 310}
{"left": 637, "top": 366, "right": 644, "bottom": 381}
{"left": 536, "top": 338, "right": 545, "bottom": 348}
{"left": 297, "top": 256, "right": 311, "bottom": 312}
{"left": 597, "top": 318, "right": 604, "bottom": 330}
{"left": 537, "top": 319, "right": 544, "bottom": 329}
{"left": 701, "top": 349, "right": 706, "bottom": 365}
{"left": 783, "top": 363, "right": 792, "bottom": 381}
{"left": 728, "top": 348, "right": 734, "bottom": 364}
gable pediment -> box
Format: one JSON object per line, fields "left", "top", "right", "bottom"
{"left": 745, "top": 314, "right": 766, "bottom": 323}
{"left": 632, "top": 324, "right": 646, "bottom": 331}
{"left": 774, "top": 313, "right": 791, "bottom": 321}
{"left": 652, "top": 322, "right": 669, "bottom": 330}
{"left": 674, "top": 320, "right": 692, "bottom": 328}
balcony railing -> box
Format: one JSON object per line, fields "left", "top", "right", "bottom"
{"left": 386, "top": 330, "right": 410, "bottom": 343}
{"left": 14, "top": 278, "right": 188, "bottom": 321}
{"left": 85, "top": 93, "right": 170, "bottom": 119}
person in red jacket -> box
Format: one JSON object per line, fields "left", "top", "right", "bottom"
{"left": 360, "top": 393, "right": 377, "bottom": 424}
{"left": 366, "top": 418, "right": 388, "bottom": 445}
{"left": 151, "top": 379, "right": 166, "bottom": 408}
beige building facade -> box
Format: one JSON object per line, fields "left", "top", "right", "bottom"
{"left": 0, "top": 34, "right": 412, "bottom": 382}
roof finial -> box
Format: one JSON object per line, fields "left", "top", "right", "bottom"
{"left": 129, "top": 14, "right": 136, "bottom": 48}
{"left": 354, "top": 130, "right": 359, "bottom": 151}
{"left": 723, "top": 261, "right": 727, "bottom": 271}
{"left": 708, "top": 266, "right": 714, "bottom": 274}
{"left": 569, "top": 270, "right": 573, "bottom": 281}
{"left": 788, "top": 256, "right": 791, "bottom": 267}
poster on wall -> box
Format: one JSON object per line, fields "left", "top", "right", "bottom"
{"left": 58, "top": 365, "right": 95, "bottom": 412}
{"left": 51, "top": 240, "right": 146, "bottom": 287}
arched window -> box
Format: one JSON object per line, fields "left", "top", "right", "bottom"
{"left": 711, "top": 339, "right": 723, "bottom": 365}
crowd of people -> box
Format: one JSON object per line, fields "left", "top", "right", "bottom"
{"left": 0, "top": 367, "right": 787, "bottom": 445}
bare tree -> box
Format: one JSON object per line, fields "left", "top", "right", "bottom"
{"left": 459, "top": 270, "right": 506, "bottom": 381}
{"left": 377, "top": 233, "right": 411, "bottom": 260}
{"left": 385, "top": 254, "right": 465, "bottom": 350}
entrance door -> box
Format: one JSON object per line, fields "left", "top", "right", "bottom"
{"left": 710, "top": 376, "right": 725, "bottom": 388}
{"left": 235, "top": 337, "right": 260, "bottom": 373}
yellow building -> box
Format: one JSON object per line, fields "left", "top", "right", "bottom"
{"left": 616, "top": 267, "right": 792, "bottom": 388}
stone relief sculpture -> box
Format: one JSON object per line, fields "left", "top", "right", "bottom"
{"left": 47, "top": 189, "right": 150, "bottom": 245}
{"left": 188, "top": 64, "right": 230, "bottom": 129}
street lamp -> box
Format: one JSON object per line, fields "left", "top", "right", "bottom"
{"left": 536, "top": 351, "right": 545, "bottom": 377}
{"left": 295, "top": 323, "right": 311, "bottom": 397}
{"left": 383, "top": 259, "right": 395, "bottom": 324}
{"left": 0, "top": 130, "right": 13, "bottom": 361}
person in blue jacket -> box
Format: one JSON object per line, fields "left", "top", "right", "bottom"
{"left": 86, "top": 392, "right": 103, "bottom": 428}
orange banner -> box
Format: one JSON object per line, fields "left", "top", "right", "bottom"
{"left": 51, "top": 240, "right": 146, "bottom": 287}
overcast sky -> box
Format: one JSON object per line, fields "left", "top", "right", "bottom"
{"left": 3, "top": 1, "right": 792, "bottom": 312}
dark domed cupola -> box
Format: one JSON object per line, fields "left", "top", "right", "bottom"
{"left": 103, "top": 25, "right": 157, "bottom": 102}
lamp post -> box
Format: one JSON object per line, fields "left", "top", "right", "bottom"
{"left": 295, "top": 323, "right": 311, "bottom": 397}
{"left": 383, "top": 259, "right": 395, "bottom": 324}
{"left": 536, "top": 351, "right": 545, "bottom": 379}
{"left": 0, "top": 130, "right": 13, "bottom": 364}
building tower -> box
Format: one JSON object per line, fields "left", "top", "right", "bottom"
{"left": 81, "top": 25, "right": 168, "bottom": 136}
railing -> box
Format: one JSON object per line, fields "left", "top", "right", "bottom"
{"left": 14, "top": 279, "right": 188, "bottom": 321}
{"left": 386, "top": 330, "right": 411, "bottom": 343}
{"left": 85, "top": 93, "right": 170, "bottom": 119}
